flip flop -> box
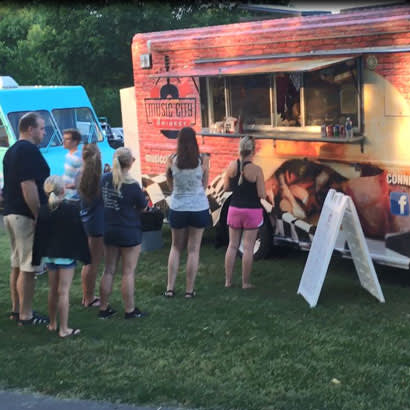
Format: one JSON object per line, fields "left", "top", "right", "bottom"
{"left": 59, "top": 328, "right": 80, "bottom": 338}
{"left": 163, "top": 290, "right": 175, "bottom": 298}
{"left": 184, "top": 291, "right": 196, "bottom": 299}
{"left": 8, "top": 312, "right": 19, "bottom": 321}
{"left": 83, "top": 297, "right": 100, "bottom": 308}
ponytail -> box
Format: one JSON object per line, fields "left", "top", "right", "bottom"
{"left": 43, "top": 175, "right": 64, "bottom": 211}
{"left": 112, "top": 147, "right": 134, "bottom": 193}
{"left": 238, "top": 136, "right": 255, "bottom": 186}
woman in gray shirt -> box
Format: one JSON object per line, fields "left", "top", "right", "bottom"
{"left": 164, "top": 127, "right": 211, "bottom": 298}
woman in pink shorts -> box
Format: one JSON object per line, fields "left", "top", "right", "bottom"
{"left": 223, "top": 136, "right": 266, "bottom": 289}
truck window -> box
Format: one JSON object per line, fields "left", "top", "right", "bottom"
{"left": 304, "top": 60, "right": 359, "bottom": 126}
{"left": 0, "top": 116, "right": 9, "bottom": 147}
{"left": 230, "top": 74, "right": 272, "bottom": 128}
{"left": 8, "top": 110, "right": 62, "bottom": 148}
{"left": 201, "top": 58, "right": 360, "bottom": 131}
{"left": 52, "top": 107, "right": 103, "bottom": 143}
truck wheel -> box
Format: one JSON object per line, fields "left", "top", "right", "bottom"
{"left": 238, "top": 214, "right": 273, "bottom": 260}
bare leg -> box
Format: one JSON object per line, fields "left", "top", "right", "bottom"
{"left": 48, "top": 269, "right": 59, "bottom": 331}
{"left": 166, "top": 228, "right": 187, "bottom": 292}
{"left": 224, "top": 228, "right": 242, "bottom": 287}
{"left": 185, "top": 227, "right": 205, "bottom": 294}
{"left": 17, "top": 271, "right": 36, "bottom": 321}
{"left": 57, "top": 267, "right": 76, "bottom": 337}
{"left": 241, "top": 229, "right": 258, "bottom": 289}
{"left": 99, "top": 245, "right": 120, "bottom": 311}
{"left": 81, "top": 236, "right": 104, "bottom": 306}
{"left": 10, "top": 267, "right": 20, "bottom": 314}
{"left": 121, "top": 245, "right": 141, "bottom": 313}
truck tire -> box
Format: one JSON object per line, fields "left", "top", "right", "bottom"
{"left": 238, "top": 213, "right": 273, "bottom": 260}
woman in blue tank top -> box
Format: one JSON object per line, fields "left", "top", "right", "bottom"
{"left": 164, "top": 127, "right": 211, "bottom": 298}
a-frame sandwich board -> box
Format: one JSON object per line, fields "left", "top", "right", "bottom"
{"left": 298, "top": 189, "right": 385, "bottom": 308}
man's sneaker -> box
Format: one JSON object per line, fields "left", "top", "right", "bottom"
{"left": 124, "top": 307, "right": 148, "bottom": 319}
{"left": 98, "top": 306, "right": 117, "bottom": 319}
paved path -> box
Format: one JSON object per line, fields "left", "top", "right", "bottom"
{"left": 0, "top": 390, "right": 186, "bottom": 410}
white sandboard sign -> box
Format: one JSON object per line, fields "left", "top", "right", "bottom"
{"left": 297, "top": 189, "right": 385, "bottom": 307}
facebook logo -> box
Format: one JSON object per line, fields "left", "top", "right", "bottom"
{"left": 390, "top": 192, "right": 409, "bottom": 216}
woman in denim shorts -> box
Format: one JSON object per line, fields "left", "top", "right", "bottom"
{"left": 164, "top": 127, "right": 211, "bottom": 298}
{"left": 223, "top": 136, "right": 266, "bottom": 289}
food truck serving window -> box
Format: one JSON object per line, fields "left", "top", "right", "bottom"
{"left": 200, "top": 58, "right": 360, "bottom": 131}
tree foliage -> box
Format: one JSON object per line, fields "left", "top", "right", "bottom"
{"left": 0, "top": 1, "right": 288, "bottom": 125}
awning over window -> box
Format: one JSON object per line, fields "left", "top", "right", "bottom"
{"left": 150, "top": 56, "right": 356, "bottom": 78}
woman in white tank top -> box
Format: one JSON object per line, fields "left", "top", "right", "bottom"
{"left": 164, "top": 127, "right": 211, "bottom": 298}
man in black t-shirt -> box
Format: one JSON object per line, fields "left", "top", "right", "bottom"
{"left": 3, "top": 112, "right": 50, "bottom": 325}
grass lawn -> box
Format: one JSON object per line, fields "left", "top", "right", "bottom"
{"left": 0, "top": 226, "right": 410, "bottom": 410}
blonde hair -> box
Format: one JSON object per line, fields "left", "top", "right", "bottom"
{"left": 238, "top": 136, "right": 255, "bottom": 185}
{"left": 112, "top": 147, "right": 135, "bottom": 193}
{"left": 43, "top": 175, "right": 65, "bottom": 211}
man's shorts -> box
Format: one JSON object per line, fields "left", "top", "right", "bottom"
{"left": 168, "top": 209, "right": 212, "bottom": 229}
{"left": 227, "top": 206, "right": 263, "bottom": 230}
{"left": 4, "top": 214, "right": 41, "bottom": 273}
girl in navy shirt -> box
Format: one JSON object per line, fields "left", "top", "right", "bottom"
{"left": 98, "top": 147, "right": 148, "bottom": 319}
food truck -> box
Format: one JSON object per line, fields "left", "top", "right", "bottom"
{"left": 129, "top": 4, "right": 410, "bottom": 268}
{"left": 0, "top": 76, "right": 114, "bottom": 187}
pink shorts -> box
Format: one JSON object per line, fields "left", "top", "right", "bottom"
{"left": 227, "top": 206, "right": 263, "bottom": 230}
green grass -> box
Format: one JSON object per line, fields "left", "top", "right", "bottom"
{"left": 1, "top": 227, "right": 410, "bottom": 410}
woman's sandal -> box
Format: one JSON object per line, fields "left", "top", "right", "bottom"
{"left": 163, "top": 290, "right": 175, "bottom": 298}
{"left": 83, "top": 297, "right": 100, "bottom": 308}
{"left": 8, "top": 312, "right": 19, "bottom": 321}
{"left": 184, "top": 291, "right": 196, "bottom": 299}
{"left": 59, "top": 328, "right": 80, "bottom": 339}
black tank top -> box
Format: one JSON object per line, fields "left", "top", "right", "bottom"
{"left": 229, "top": 159, "right": 261, "bottom": 209}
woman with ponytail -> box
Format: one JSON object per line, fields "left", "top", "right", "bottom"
{"left": 99, "top": 147, "right": 148, "bottom": 319}
{"left": 32, "top": 175, "right": 90, "bottom": 338}
{"left": 78, "top": 144, "right": 104, "bottom": 308}
{"left": 223, "top": 136, "right": 266, "bottom": 289}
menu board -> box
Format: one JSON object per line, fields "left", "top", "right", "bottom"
{"left": 298, "top": 189, "right": 385, "bottom": 307}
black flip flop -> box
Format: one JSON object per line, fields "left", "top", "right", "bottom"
{"left": 163, "top": 290, "right": 175, "bottom": 298}
{"left": 184, "top": 291, "right": 196, "bottom": 299}
{"left": 84, "top": 297, "right": 100, "bottom": 308}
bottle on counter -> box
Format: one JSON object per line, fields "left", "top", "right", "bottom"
{"left": 326, "top": 125, "right": 333, "bottom": 137}
{"left": 333, "top": 124, "right": 340, "bottom": 137}
{"left": 321, "top": 123, "right": 327, "bottom": 137}
{"left": 345, "top": 117, "right": 353, "bottom": 138}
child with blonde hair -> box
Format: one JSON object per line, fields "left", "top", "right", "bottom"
{"left": 32, "top": 175, "right": 90, "bottom": 338}
{"left": 99, "top": 147, "right": 148, "bottom": 319}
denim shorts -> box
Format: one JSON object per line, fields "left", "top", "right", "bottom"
{"left": 45, "top": 261, "right": 77, "bottom": 270}
{"left": 168, "top": 209, "right": 212, "bottom": 229}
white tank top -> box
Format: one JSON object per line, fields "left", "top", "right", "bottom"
{"left": 170, "top": 156, "right": 209, "bottom": 212}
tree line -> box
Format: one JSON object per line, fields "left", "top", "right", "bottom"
{"left": 0, "top": 1, "right": 287, "bottom": 126}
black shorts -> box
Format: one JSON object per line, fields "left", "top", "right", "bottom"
{"left": 103, "top": 228, "right": 142, "bottom": 247}
{"left": 168, "top": 209, "right": 211, "bottom": 229}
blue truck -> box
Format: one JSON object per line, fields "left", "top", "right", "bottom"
{"left": 0, "top": 76, "right": 115, "bottom": 188}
